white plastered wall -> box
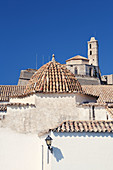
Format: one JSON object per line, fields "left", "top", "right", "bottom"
{"left": 76, "top": 93, "right": 97, "bottom": 103}
{"left": 34, "top": 93, "right": 97, "bottom": 133}
{"left": 78, "top": 105, "right": 111, "bottom": 120}
{"left": 48, "top": 132, "right": 113, "bottom": 170}
{"left": 0, "top": 128, "right": 42, "bottom": 170}
{"left": 10, "top": 94, "right": 35, "bottom": 104}
{"left": 94, "top": 106, "right": 110, "bottom": 120}
{"left": 2, "top": 93, "right": 110, "bottom": 134}
{"left": 66, "top": 64, "right": 86, "bottom": 75}
{"left": 66, "top": 59, "right": 89, "bottom": 65}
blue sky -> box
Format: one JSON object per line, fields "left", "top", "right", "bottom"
{"left": 0, "top": 0, "right": 113, "bottom": 85}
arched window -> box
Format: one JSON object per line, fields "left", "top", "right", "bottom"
{"left": 75, "top": 67, "right": 78, "bottom": 74}
{"left": 94, "top": 68, "right": 97, "bottom": 77}
{"left": 89, "top": 68, "right": 93, "bottom": 77}
{"left": 89, "top": 44, "right": 91, "bottom": 49}
{"left": 90, "top": 51, "right": 92, "bottom": 55}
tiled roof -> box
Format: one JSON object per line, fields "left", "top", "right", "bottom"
{"left": 25, "top": 55, "right": 83, "bottom": 94}
{"left": 52, "top": 120, "right": 113, "bottom": 133}
{"left": 82, "top": 85, "right": 113, "bottom": 103}
{"left": 66, "top": 55, "right": 89, "bottom": 62}
{"left": 0, "top": 85, "right": 26, "bottom": 101}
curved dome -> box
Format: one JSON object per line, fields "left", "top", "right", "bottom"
{"left": 25, "top": 55, "right": 82, "bottom": 94}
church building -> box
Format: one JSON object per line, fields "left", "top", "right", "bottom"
{"left": 18, "top": 37, "right": 101, "bottom": 86}
{"left": 0, "top": 37, "right": 113, "bottom": 170}
{"left": 66, "top": 37, "right": 100, "bottom": 85}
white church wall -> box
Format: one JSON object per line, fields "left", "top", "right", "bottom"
{"left": 10, "top": 94, "right": 35, "bottom": 104}
{"left": 2, "top": 93, "right": 82, "bottom": 133}
{"left": 40, "top": 133, "right": 52, "bottom": 170}
{"left": 66, "top": 64, "right": 86, "bottom": 75}
{"left": 2, "top": 93, "right": 109, "bottom": 134}
{"left": 66, "top": 60, "right": 83, "bottom": 65}
{"left": 78, "top": 105, "right": 110, "bottom": 120}
{"left": 76, "top": 106, "right": 90, "bottom": 120}
{"left": 0, "top": 128, "right": 42, "bottom": 170}
{"left": 94, "top": 106, "right": 108, "bottom": 120}
{"left": 34, "top": 93, "right": 97, "bottom": 132}
{"left": 76, "top": 93, "right": 97, "bottom": 104}
{"left": 34, "top": 93, "right": 79, "bottom": 133}
{"left": 77, "top": 64, "right": 86, "bottom": 75}
{"left": 48, "top": 132, "right": 113, "bottom": 170}
{"left": 3, "top": 105, "right": 36, "bottom": 132}
{"left": 66, "top": 65, "right": 74, "bottom": 74}
{"left": 66, "top": 59, "right": 89, "bottom": 65}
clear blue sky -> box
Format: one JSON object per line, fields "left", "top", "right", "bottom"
{"left": 0, "top": 0, "right": 113, "bottom": 85}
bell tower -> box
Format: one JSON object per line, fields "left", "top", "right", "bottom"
{"left": 88, "top": 37, "right": 99, "bottom": 66}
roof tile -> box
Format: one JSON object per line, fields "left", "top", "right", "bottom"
{"left": 52, "top": 120, "right": 113, "bottom": 133}
{"left": 82, "top": 85, "right": 113, "bottom": 103}
{"left": 0, "top": 85, "right": 26, "bottom": 102}
{"left": 66, "top": 55, "right": 89, "bottom": 62}
{"left": 25, "top": 57, "right": 83, "bottom": 94}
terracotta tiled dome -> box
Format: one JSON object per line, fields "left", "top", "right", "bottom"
{"left": 25, "top": 55, "right": 82, "bottom": 93}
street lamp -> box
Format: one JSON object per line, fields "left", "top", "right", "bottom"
{"left": 45, "top": 135, "right": 53, "bottom": 153}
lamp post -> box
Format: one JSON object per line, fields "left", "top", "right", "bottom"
{"left": 45, "top": 135, "right": 53, "bottom": 153}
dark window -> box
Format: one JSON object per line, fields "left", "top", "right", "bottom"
{"left": 89, "top": 44, "right": 91, "bottom": 49}
{"left": 75, "top": 67, "right": 78, "bottom": 74}
{"left": 92, "top": 106, "right": 95, "bottom": 120}
{"left": 89, "top": 68, "right": 93, "bottom": 77}
{"left": 94, "top": 68, "right": 97, "bottom": 77}
{"left": 90, "top": 51, "right": 92, "bottom": 55}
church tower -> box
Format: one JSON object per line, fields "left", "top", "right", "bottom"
{"left": 88, "top": 37, "right": 99, "bottom": 66}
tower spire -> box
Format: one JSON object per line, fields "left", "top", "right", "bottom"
{"left": 88, "top": 37, "right": 99, "bottom": 66}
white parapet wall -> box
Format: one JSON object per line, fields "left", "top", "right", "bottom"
{"left": 10, "top": 94, "right": 36, "bottom": 104}
{"left": 1, "top": 93, "right": 109, "bottom": 133}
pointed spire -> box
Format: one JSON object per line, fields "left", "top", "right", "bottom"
{"left": 52, "top": 54, "right": 55, "bottom": 63}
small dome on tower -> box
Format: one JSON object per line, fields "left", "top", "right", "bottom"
{"left": 25, "top": 55, "right": 82, "bottom": 94}
{"left": 90, "top": 37, "right": 97, "bottom": 41}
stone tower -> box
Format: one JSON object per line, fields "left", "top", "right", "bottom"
{"left": 88, "top": 37, "right": 99, "bottom": 66}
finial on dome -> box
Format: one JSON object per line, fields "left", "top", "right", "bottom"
{"left": 52, "top": 54, "right": 55, "bottom": 62}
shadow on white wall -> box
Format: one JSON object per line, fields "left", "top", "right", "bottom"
{"left": 53, "top": 147, "right": 64, "bottom": 162}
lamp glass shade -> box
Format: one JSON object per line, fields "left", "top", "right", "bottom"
{"left": 45, "top": 135, "right": 53, "bottom": 146}
{"left": 46, "top": 140, "right": 51, "bottom": 146}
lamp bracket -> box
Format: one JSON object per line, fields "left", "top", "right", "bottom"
{"left": 48, "top": 146, "right": 53, "bottom": 154}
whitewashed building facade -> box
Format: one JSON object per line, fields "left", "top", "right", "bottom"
{"left": 0, "top": 53, "right": 113, "bottom": 170}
